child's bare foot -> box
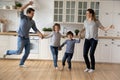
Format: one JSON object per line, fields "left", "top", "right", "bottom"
{"left": 60, "top": 66, "right": 64, "bottom": 71}
{"left": 68, "top": 68, "right": 71, "bottom": 71}
{"left": 55, "top": 67, "right": 59, "bottom": 70}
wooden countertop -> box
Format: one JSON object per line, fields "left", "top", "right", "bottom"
{"left": 0, "top": 32, "right": 120, "bottom": 39}
{"left": 0, "top": 32, "right": 38, "bottom": 36}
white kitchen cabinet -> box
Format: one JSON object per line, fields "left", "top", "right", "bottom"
{"left": 0, "top": 35, "right": 9, "bottom": 58}
{"left": 111, "top": 40, "right": 120, "bottom": 63}
{"left": 99, "top": 40, "right": 112, "bottom": 63}
{"left": 65, "top": 1, "right": 76, "bottom": 22}
{"left": 54, "top": 1, "right": 64, "bottom": 22}
{"left": 54, "top": 0, "right": 100, "bottom": 23}
{"left": 72, "top": 39, "right": 84, "bottom": 61}
{"left": 40, "top": 38, "right": 52, "bottom": 60}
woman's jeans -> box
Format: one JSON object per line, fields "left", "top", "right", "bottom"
{"left": 7, "top": 36, "right": 30, "bottom": 65}
{"left": 83, "top": 38, "right": 98, "bottom": 70}
{"left": 50, "top": 46, "right": 58, "bottom": 67}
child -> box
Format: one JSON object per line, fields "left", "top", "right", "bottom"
{"left": 60, "top": 31, "right": 81, "bottom": 71}
{"left": 44, "top": 23, "right": 62, "bottom": 70}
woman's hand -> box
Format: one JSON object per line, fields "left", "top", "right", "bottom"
{"left": 110, "top": 25, "right": 115, "bottom": 29}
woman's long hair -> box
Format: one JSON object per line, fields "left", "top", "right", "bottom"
{"left": 87, "top": 9, "right": 97, "bottom": 21}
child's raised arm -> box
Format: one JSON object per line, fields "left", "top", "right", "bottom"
{"left": 60, "top": 40, "right": 67, "bottom": 49}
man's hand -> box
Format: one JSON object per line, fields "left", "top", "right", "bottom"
{"left": 28, "top": 1, "right": 34, "bottom": 5}
{"left": 19, "top": 1, "right": 34, "bottom": 11}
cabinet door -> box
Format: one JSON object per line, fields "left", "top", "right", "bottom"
{"left": 0, "top": 36, "right": 9, "bottom": 58}
{"left": 99, "top": 1, "right": 113, "bottom": 26}
{"left": 98, "top": 40, "right": 112, "bottom": 62}
{"left": 40, "top": 39, "right": 52, "bottom": 60}
{"left": 78, "top": 1, "right": 87, "bottom": 23}
{"left": 73, "top": 39, "right": 84, "bottom": 61}
{"left": 113, "top": 1, "right": 120, "bottom": 33}
{"left": 54, "top": 1, "right": 64, "bottom": 22}
{"left": 111, "top": 40, "right": 120, "bottom": 63}
{"left": 66, "top": 1, "right": 76, "bottom": 22}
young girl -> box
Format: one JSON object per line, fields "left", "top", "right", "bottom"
{"left": 44, "top": 23, "right": 62, "bottom": 69}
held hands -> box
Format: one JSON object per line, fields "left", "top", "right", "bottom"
{"left": 58, "top": 47, "right": 62, "bottom": 51}
{"left": 78, "top": 32, "right": 84, "bottom": 39}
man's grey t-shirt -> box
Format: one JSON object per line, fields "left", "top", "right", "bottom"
{"left": 17, "top": 11, "right": 39, "bottom": 38}
{"left": 84, "top": 20, "right": 103, "bottom": 40}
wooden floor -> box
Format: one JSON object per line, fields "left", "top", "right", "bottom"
{"left": 0, "top": 60, "right": 120, "bottom": 80}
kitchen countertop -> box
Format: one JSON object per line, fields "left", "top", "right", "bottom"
{"left": 0, "top": 32, "right": 120, "bottom": 39}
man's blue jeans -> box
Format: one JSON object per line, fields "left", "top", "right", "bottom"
{"left": 7, "top": 36, "right": 30, "bottom": 65}
{"left": 50, "top": 46, "right": 58, "bottom": 67}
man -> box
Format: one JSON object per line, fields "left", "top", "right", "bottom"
{"left": 4, "top": 1, "right": 43, "bottom": 68}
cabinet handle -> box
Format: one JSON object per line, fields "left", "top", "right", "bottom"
{"left": 105, "top": 44, "right": 108, "bottom": 46}
{"left": 111, "top": 42, "right": 114, "bottom": 44}
{"left": 117, "top": 45, "right": 120, "bottom": 47}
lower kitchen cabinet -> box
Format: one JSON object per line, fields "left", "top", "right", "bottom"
{"left": 0, "top": 35, "right": 9, "bottom": 58}
{"left": 39, "top": 38, "right": 52, "bottom": 60}
{"left": 111, "top": 40, "right": 120, "bottom": 63}
{"left": 0, "top": 35, "right": 120, "bottom": 63}
{"left": 98, "top": 42, "right": 112, "bottom": 63}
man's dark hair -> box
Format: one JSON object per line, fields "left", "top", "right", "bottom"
{"left": 67, "top": 31, "right": 74, "bottom": 36}
{"left": 26, "top": 8, "right": 35, "bottom": 14}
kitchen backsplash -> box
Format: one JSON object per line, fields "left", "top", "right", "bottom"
{"left": 60, "top": 23, "right": 83, "bottom": 35}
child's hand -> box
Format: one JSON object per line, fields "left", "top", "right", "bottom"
{"left": 58, "top": 47, "right": 62, "bottom": 50}
{"left": 110, "top": 25, "right": 115, "bottom": 29}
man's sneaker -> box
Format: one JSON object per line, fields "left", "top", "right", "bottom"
{"left": 19, "top": 65, "right": 27, "bottom": 68}
{"left": 84, "top": 68, "right": 90, "bottom": 72}
{"left": 88, "top": 69, "right": 94, "bottom": 73}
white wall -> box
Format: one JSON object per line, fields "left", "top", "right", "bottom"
{"left": 0, "top": 0, "right": 54, "bottom": 32}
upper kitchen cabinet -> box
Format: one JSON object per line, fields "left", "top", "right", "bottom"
{"left": 66, "top": 1, "right": 76, "bottom": 22}
{"left": 78, "top": 1, "right": 87, "bottom": 23}
{"left": 54, "top": 1, "right": 64, "bottom": 22}
{"left": 54, "top": 0, "right": 100, "bottom": 24}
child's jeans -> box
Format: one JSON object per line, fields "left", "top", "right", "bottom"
{"left": 62, "top": 53, "right": 73, "bottom": 69}
{"left": 50, "top": 46, "right": 58, "bottom": 67}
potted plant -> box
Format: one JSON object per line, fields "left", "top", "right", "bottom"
{"left": 15, "top": 1, "right": 22, "bottom": 9}
{"left": 42, "top": 27, "right": 52, "bottom": 35}
{"left": 74, "top": 29, "right": 80, "bottom": 36}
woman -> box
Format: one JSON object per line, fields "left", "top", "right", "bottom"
{"left": 80, "top": 9, "right": 114, "bottom": 73}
